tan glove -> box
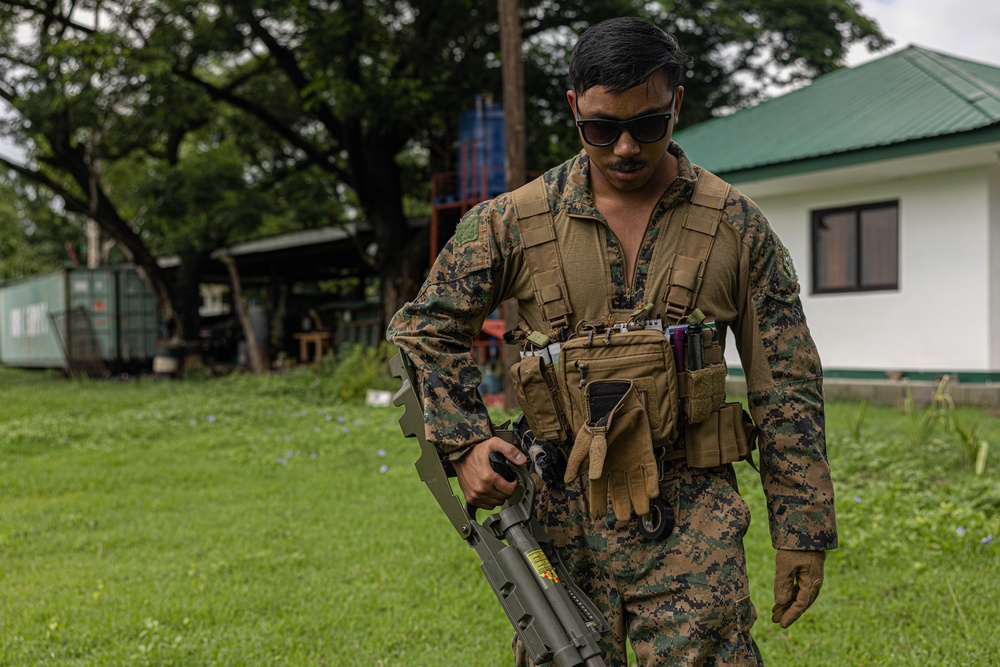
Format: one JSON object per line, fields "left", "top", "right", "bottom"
{"left": 772, "top": 549, "right": 825, "bottom": 628}
{"left": 564, "top": 382, "right": 659, "bottom": 521}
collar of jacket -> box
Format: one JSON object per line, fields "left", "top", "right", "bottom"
{"left": 557, "top": 141, "right": 700, "bottom": 221}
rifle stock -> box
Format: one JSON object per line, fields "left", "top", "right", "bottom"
{"left": 390, "top": 352, "right": 608, "bottom": 667}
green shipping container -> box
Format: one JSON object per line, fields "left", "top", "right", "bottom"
{"left": 0, "top": 267, "right": 160, "bottom": 371}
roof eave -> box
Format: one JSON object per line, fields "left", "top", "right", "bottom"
{"left": 714, "top": 123, "right": 1000, "bottom": 184}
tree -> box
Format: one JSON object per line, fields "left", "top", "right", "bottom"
{"left": 0, "top": 2, "right": 333, "bottom": 337}
{"left": 0, "top": 177, "right": 84, "bottom": 280}
{"left": 657, "top": 0, "right": 889, "bottom": 126}
{"left": 0, "top": 4, "right": 212, "bottom": 337}
{"left": 0, "top": 0, "right": 889, "bottom": 331}
{"left": 519, "top": 0, "right": 890, "bottom": 165}
{"left": 144, "top": 0, "right": 520, "bottom": 325}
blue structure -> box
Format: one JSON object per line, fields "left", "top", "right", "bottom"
{"left": 457, "top": 97, "right": 506, "bottom": 201}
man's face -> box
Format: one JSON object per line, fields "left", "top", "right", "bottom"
{"left": 568, "top": 71, "right": 682, "bottom": 193}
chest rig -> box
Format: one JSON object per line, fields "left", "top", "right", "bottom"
{"left": 507, "top": 170, "right": 756, "bottom": 470}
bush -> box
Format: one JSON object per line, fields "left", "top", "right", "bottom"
{"left": 322, "top": 342, "right": 397, "bottom": 402}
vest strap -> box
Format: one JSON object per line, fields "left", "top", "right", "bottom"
{"left": 513, "top": 169, "right": 731, "bottom": 330}
{"left": 512, "top": 177, "right": 573, "bottom": 330}
{"left": 662, "top": 170, "right": 731, "bottom": 324}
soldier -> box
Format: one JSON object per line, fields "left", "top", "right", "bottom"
{"left": 387, "top": 16, "right": 837, "bottom": 666}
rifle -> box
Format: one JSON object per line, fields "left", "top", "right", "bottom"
{"left": 390, "top": 352, "right": 609, "bottom": 667}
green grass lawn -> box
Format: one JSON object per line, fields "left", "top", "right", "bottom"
{"left": 1, "top": 365, "right": 998, "bottom": 666}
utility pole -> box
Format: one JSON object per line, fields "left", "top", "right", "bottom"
{"left": 499, "top": 0, "right": 526, "bottom": 189}
{"left": 498, "top": 0, "right": 526, "bottom": 410}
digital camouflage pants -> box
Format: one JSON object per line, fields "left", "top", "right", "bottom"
{"left": 514, "top": 460, "right": 763, "bottom": 667}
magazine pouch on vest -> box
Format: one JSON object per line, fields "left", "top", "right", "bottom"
{"left": 506, "top": 176, "right": 574, "bottom": 445}
{"left": 683, "top": 363, "right": 727, "bottom": 424}
{"left": 558, "top": 328, "right": 680, "bottom": 456}
{"left": 680, "top": 326, "right": 726, "bottom": 424}
{"left": 685, "top": 401, "right": 758, "bottom": 468}
{"left": 509, "top": 354, "right": 569, "bottom": 445}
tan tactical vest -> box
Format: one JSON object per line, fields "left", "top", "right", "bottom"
{"left": 512, "top": 169, "right": 729, "bottom": 330}
{"left": 508, "top": 170, "right": 756, "bottom": 468}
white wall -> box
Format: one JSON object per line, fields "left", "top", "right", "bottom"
{"left": 731, "top": 162, "right": 996, "bottom": 374}
{"left": 990, "top": 164, "right": 1000, "bottom": 371}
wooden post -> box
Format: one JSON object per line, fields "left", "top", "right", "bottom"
{"left": 86, "top": 219, "right": 101, "bottom": 269}
{"left": 213, "top": 249, "right": 266, "bottom": 374}
{"left": 499, "top": 0, "right": 526, "bottom": 410}
{"left": 499, "top": 0, "right": 526, "bottom": 190}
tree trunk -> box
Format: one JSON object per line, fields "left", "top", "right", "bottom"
{"left": 380, "top": 228, "right": 429, "bottom": 330}
{"left": 346, "top": 129, "right": 427, "bottom": 331}
{"left": 214, "top": 250, "right": 265, "bottom": 374}
{"left": 89, "top": 189, "right": 181, "bottom": 339}
{"left": 172, "top": 253, "right": 208, "bottom": 345}
{"left": 41, "top": 135, "right": 184, "bottom": 340}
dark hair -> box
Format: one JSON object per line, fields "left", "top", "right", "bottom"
{"left": 569, "top": 17, "right": 691, "bottom": 94}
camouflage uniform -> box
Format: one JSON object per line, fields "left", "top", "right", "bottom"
{"left": 387, "top": 143, "right": 837, "bottom": 666}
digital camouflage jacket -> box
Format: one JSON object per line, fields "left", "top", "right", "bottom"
{"left": 387, "top": 143, "right": 838, "bottom": 552}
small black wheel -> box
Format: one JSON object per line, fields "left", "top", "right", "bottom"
{"left": 638, "top": 497, "right": 675, "bottom": 541}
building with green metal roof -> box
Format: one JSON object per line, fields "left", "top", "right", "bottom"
{"left": 674, "top": 45, "right": 1000, "bottom": 387}
{"left": 677, "top": 45, "right": 1000, "bottom": 181}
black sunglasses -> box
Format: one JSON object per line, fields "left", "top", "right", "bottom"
{"left": 575, "top": 92, "right": 676, "bottom": 147}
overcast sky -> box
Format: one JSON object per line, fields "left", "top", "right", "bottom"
{"left": 847, "top": 0, "right": 1000, "bottom": 66}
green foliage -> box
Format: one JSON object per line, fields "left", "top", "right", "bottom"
{"left": 0, "top": 178, "right": 84, "bottom": 280}
{"left": 522, "top": 0, "right": 892, "bottom": 166}
{"left": 902, "top": 378, "right": 953, "bottom": 448}
{"left": 1, "top": 369, "right": 997, "bottom": 665}
{"left": 0, "top": 0, "right": 891, "bottom": 306}
{"left": 848, "top": 398, "right": 867, "bottom": 442}
{"left": 192, "top": 344, "right": 398, "bottom": 405}
{"left": 321, "top": 343, "right": 399, "bottom": 402}
{"left": 736, "top": 399, "right": 1000, "bottom": 666}
{"left": 900, "top": 377, "right": 991, "bottom": 475}
{"left": 107, "top": 133, "right": 274, "bottom": 257}
{"left": 652, "top": 0, "right": 891, "bottom": 125}
{"left": 0, "top": 366, "right": 511, "bottom": 665}
{"left": 951, "top": 411, "right": 990, "bottom": 475}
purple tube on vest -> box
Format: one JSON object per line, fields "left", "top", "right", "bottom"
{"left": 672, "top": 326, "right": 685, "bottom": 373}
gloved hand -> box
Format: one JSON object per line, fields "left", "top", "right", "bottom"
{"left": 772, "top": 549, "right": 826, "bottom": 628}
{"left": 564, "top": 381, "right": 658, "bottom": 521}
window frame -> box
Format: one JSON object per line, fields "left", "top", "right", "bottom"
{"left": 810, "top": 199, "right": 900, "bottom": 295}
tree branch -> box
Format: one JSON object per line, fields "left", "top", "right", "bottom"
{"left": 3, "top": 0, "right": 96, "bottom": 35}
{"left": 244, "top": 10, "right": 345, "bottom": 142}
{"left": 0, "top": 153, "right": 90, "bottom": 213}
{"left": 173, "top": 67, "right": 337, "bottom": 173}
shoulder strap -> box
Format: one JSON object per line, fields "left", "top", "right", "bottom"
{"left": 662, "top": 169, "right": 731, "bottom": 324}
{"left": 512, "top": 176, "right": 573, "bottom": 330}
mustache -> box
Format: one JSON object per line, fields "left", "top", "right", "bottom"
{"left": 606, "top": 158, "right": 646, "bottom": 171}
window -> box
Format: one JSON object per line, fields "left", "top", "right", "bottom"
{"left": 812, "top": 201, "right": 898, "bottom": 293}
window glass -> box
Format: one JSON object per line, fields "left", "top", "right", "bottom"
{"left": 814, "top": 211, "right": 857, "bottom": 292}
{"left": 812, "top": 202, "right": 898, "bottom": 294}
{"left": 860, "top": 206, "right": 898, "bottom": 289}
